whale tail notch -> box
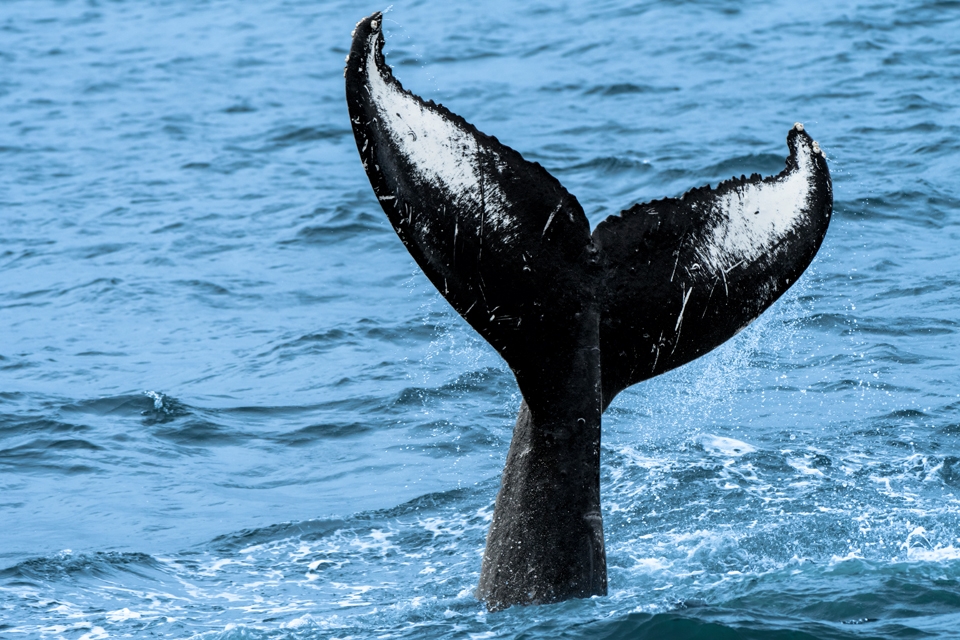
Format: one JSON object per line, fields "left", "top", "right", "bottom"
{"left": 345, "top": 12, "right": 832, "bottom": 610}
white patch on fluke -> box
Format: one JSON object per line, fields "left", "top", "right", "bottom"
{"left": 363, "top": 30, "right": 515, "bottom": 237}
{"left": 695, "top": 135, "right": 817, "bottom": 274}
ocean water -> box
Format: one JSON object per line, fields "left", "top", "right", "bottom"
{"left": 2, "top": 0, "right": 959, "bottom": 637}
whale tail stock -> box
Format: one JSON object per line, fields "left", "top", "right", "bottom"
{"left": 345, "top": 13, "right": 832, "bottom": 610}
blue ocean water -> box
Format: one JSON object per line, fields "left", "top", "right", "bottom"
{"left": 2, "top": 0, "right": 959, "bottom": 637}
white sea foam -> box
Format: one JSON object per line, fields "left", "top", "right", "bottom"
{"left": 829, "top": 549, "right": 865, "bottom": 564}
{"left": 786, "top": 454, "right": 825, "bottom": 477}
{"left": 628, "top": 556, "right": 672, "bottom": 573}
{"left": 905, "top": 545, "right": 960, "bottom": 562}
{"left": 197, "top": 557, "right": 242, "bottom": 576}
{"left": 77, "top": 626, "right": 108, "bottom": 640}
{"left": 280, "top": 614, "right": 316, "bottom": 629}
{"left": 105, "top": 608, "right": 142, "bottom": 622}
{"left": 699, "top": 434, "right": 757, "bottom": 457}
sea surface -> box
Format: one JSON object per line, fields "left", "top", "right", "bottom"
{"left": 2, "top": 0, "right": 959, "bottom": 637}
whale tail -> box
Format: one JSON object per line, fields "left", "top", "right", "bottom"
{"left": 345, "top": 13, "right": 832, "bottom": 610}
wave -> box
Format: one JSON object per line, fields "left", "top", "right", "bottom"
{"left": 583, "top": 82, "right": 680, "bottom": 96}
{"left": 1, "top": 550, "right": 162, "bottom": 583}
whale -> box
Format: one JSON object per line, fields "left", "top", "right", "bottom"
{"left": 344, "top": 12, "right": 832, "bottom": 611}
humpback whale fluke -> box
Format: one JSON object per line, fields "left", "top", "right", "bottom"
{"left": 345, "top": 13, "right": 832, "bottom": 611}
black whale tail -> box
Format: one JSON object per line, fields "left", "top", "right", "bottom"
{"left": 345, "top": 13, "right": 832, "bottom": 610}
